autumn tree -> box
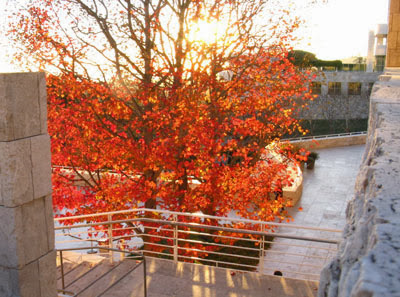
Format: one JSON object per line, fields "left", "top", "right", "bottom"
{"left": 9, "top": 0, "right": 313, "bottom": 225}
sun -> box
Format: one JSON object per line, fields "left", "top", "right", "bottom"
{"left": 189, "top": 20, "right": 227, "bottom": 44}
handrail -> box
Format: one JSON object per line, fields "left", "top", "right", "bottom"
{"left": 55, "top": 207, "right": 341, "bottom": 233}
{"left": 56, "top": 217, "right": 339, "bottom": 245}
{"left": 57, "top": 247, "right": 147, "bottom": 297}
{"left": 55, "top": 208, "right": 341, "bottom": 281}
{"left": 283, "top": 131, "right": 367, "bottom": 142}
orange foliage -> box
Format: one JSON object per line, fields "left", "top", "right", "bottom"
{"left": 9, "top": 0, "right": 314, "bottom": 255}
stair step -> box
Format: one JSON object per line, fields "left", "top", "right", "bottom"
{"left": 57, "top": 261, "right": 79, "bottom": 277}
{"left": 64, "top": 260, "right": 116, "bottom": 294}
{"left": 77, "top": 259, "right": 143, "bottom": 297}
{"left": 100, "top": 262, "right": 145, "bottom": 297}
{"left": 58, "top": 262, "right": 97, "bottom": 288}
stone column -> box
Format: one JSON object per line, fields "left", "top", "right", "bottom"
{"left": 0, "top": 73, "right": 56, "bottom": 297}
{"left": 386, "top": 0, "right": 400, "bottom": 67}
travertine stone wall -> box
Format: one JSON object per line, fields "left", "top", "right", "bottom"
{"left": 387, "top": 0, "right": 400, "bottom": 67}
{"left": 299, "top": 72, "right": 381, "bottom": 120}
{"left": 0, "top": 73, "right": 56, "bottom": 297}
{"left": 318, "top": 73, "right": 400, "bottom": 297}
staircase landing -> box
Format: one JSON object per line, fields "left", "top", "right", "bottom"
{"left": 58, "top": 252, "right": 319, "bottom": 297}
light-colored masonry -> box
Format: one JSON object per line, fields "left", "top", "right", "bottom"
{"left": 0, "top": 73, "right": 56, "bottom": 297}
{"left": 318, "top": 69, "right": 400, "bottom": 297}
{"left": 299, "top": 71, "right": 381, "bottom": 120}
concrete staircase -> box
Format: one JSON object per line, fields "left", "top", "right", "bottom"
{"left": 57, "top": 253, "right": 319, "bottom": 297}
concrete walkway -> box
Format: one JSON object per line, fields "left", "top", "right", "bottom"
{"left": 263, "top": 144, "right": 365, "bottom": 280}
{"left": 294, "top": 144, "right": 365, "bottom": 229}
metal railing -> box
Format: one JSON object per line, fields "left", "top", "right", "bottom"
{"left": 283, "top": 131, "right": 367, "bottom": 142}
{"left": 55, "top": 208, "right": 341, "bottom": 281}
{"left": 57, "top": 246, "right": 147, "bottom": 297}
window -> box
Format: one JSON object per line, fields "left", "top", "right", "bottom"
{"left": 348, "top": 82, "right": 361, "bottom": 96}
{"left": 328, "top": 82, "right": 341, "bottom": 95}
{"left": 375, "top": 56, "right": 385, "bottom": 72}
{"left": 311, "top": 82, "right": 322, "bottom": 95}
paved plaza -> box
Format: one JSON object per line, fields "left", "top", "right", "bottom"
{"left": 292, "top": 144, "right": 365, "bottom": 229}
{"left": 263, "top": 144, "right": 366, "bottom": 280}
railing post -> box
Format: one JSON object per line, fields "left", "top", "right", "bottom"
{"left": 143, "top": 257, "right": 147, "bottom": 297}
{"left": 120, "top": 239, "right": 125, "bottom": 261}
{"left": 259, "top": 224, "right": 265, "bottom": 274}
{"left": 60, "top": 250, "right": 65, "bottom": 290}
{"left": 108, "top": 214, "right": 114, "bottom": 262}
{"left": 173, "top": 214, "right": 178, "bottom": 263}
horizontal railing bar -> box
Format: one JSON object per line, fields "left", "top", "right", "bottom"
{"left": 264, "top": 240, "right": 338, "bottom": 252}
{"left": 284, "top": 131, "right": 367, "bottom": 142}
{"left": 55, "top": 239, "right": 96, "bottom": 244}
{"left": 157, "top": 220, "right": 339, "bottom": 244}
{"left": 177, "top": 255, "right": 258, "bottom": 269}
{"left": 178, "top": 230, "right": 255, "bottom": 242}
{"left": 177, "top": 238, "right": 260, "bottom": 252}
{"left": 140, "top": 250, "right": 174, "bottom": 258}
{"left": 54, "top": 208, "right": 341, "bottom": 233}
{"left": 176, "top": 229, "right": 259, "bottom": 243}
{"left": 177, "top": 247, "right": 260, "bottom": 261}
{"left": 55, "top": 218, "right": 339, "bottom": 244}
{"left": 56, "top": 246, "right": 144, "bottom": 259}
{"left": 142, "top": 242, "right": 173, "bottom": 249}
{"left": 55, "top": 240, "right": 332, "bottom": 262}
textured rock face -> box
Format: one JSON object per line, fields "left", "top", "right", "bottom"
{"left": 318, "top": 73, "right": 400, "bottom": 297}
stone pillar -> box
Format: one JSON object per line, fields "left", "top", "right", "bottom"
{"left": 0, "top": 73, "right": 56, "bottom": 297}
{"left": 386, "top": 0, "right": 400, "bottom": 67}
{"left": 366, "top": 30, "right": 375, "bottom": 72}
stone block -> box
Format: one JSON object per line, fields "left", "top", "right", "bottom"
{"left": 387, "top": 51, "right": 400, "bottom": 68}
{"left": 0, "top": 259, "right": 41, "bottom": 297}
{"left": 19, "top": 260, "right": 41, "bottom": 297}
{"left": 38, "top": 73, "right": 48, "bottom": 134}
{"left": 0, "top": 73, "right": 44, "bottom": 141}
{"left": 387, "top": 33, "right": 397, "bottom": 50}
{"left": 0, "top": 139, "right": 34, "bottom": 207}
{"left": 31, "top": 134, "right": 52, "bottom": 200}
{"left": 44, "top": 195, "right": 55, "bottom": 250}
{"left": 392, "top": 0, "right": 400, "bottom": 14}
{"left": 0, "top": 198, "right": 52, "bottom": 269}
{"left": 22, "top": 198, "right": 50, "bottom": 264}
{"left": 392, "top": 13, "right": 400, "bottom": 33}
{"left": 0, "top": 206, "right": 25, "bottom": 268}
{"left": 38, "top": 251, "right": 57, "bottom": 297}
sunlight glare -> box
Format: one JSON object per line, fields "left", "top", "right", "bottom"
{"left": 189, "top": 20, "right": 226, "bottom": 44}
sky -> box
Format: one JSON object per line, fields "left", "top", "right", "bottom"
{"left": 292, "top": 0, "right": 389, "bottom": 60}
{"left": 0, "top": 0, "right": 390, "bottom": 72}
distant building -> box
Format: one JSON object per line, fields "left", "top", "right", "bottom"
{"left": 366, "top": 24, "right": 388, "bottom": 72}
{"left": 300, "top": 25, "right": 386, "bottom": 128}
{"left": 301, "top": 71, "right": 381, "bottom": 121}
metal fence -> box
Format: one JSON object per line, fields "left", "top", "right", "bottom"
{"left": 55, "top": 208, "right": 341, "bottom": 281}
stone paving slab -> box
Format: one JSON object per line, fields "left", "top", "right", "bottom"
{"left": 262, "top": 145, "right": 365, "bottom": 280}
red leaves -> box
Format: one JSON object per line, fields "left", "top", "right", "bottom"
{"left": 11, "top": 1, "right": 314, "bottom": 227}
